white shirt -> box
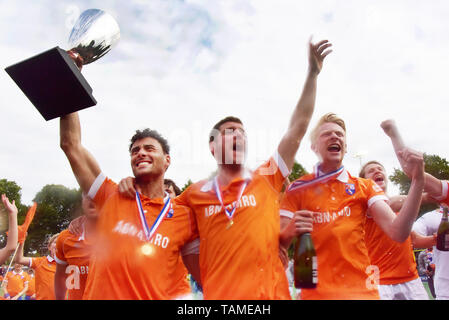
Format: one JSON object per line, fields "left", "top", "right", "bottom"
{"left": 413, "top": 209, "right": 449, "bottom": 299}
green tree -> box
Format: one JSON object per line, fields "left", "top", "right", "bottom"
{"left": 181, "top": 179, "right": 193, "bottom": 193}
{"left": 289, "top": 162, "right": 309, "bottom": 182}
{"left": 0, "top": 179, "right": 27, "bottom": 215}
{"left": 25, "top": 184, "right": 82, "bottom": 255}
{"left": 390, "top": 154, "right": 449, "bottom": 216}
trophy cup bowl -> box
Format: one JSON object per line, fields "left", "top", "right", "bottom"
{"left": 5, "top": 9, "right": 120, "bottom": 121}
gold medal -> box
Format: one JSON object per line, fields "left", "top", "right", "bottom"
{"left": 226, "top": 220, "right": 234, "bottom": 229}
{"left": 141, "top": 243, "right": 154, "bottom": 256}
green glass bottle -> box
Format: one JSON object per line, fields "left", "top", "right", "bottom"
{"left": 437, "top": 207, "right": 449, "bottom": 251}
{"left": 293, "top": 232, "right": 317, "bottom": 289}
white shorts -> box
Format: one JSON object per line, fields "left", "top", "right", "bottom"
{"left": 378, "top": 278, "right": 429, "bottom": 300}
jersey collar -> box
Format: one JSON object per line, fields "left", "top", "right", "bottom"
{"left": 314, "top": 163, "right": 349, "bottom": 183}
{"left": 46, "top": 255, "right": 55, "bottom": 263}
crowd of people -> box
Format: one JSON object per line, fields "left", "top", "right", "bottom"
{"left": 1, "top": 38, "right": 448, "bottom": 300}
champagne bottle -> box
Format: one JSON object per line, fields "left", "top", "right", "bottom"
{"left": 437, "top": 206, "right": 449, "bottom": 251}
{"left": 293, "top": 232, "right": 317, "bottom": 288}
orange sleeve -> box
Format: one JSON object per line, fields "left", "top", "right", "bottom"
{"left": 174, "top": 188, "right": 199, "bottom": 243}
{"left": 363, "top": 178, "right": 389, "bottom": 208}
{"left": 187, "top": 205, "right": 199, "bottom": 242}
{"left": 87, "top": 173, "right": 118, "bottom": 211}
{"left": 255, "top": 152, "right": 290, "bottom": 193}
{"left": 280, "top": 188, "right": 300, "bottom": 219}
{"left": 174, "top": 185, "right": 191, "bottom": 208}
{"left": 30, "top": 257, "right": 43, "bottom": 270}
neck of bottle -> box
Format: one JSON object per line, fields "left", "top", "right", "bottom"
{"left": 301, "top": 232, "right": 311, "bottom": 238}
{"left": 443, "top": 208, "right": 448, "bottom": 220}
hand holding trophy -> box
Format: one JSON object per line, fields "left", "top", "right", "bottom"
{"left": 5, "top": 9, "right": 120, "bottom": 120}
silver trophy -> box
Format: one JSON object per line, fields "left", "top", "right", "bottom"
{"left": 5, "top": 9, "right": 121, "bottom": 120}
{"left": 67, "top": 9, "right": 120, "bottom": 67}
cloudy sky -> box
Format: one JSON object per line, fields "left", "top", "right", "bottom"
{"left": 1, "top": 0, "right": 449, "bottom": 205}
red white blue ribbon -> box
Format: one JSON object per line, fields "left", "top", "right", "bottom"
{"left": 136, "top": 192, "right": 172, "bottom": 242}
{"left": 213, "top": 177, "right": 248, "bottom": 222}
{"left": 288, "top": 163, "right": 344, "bottom": 192}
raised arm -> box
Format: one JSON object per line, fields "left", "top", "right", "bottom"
{"left": 0, "top": 195, "right": 18, "bottom": 264}
{"left": 60, "top": 112, "right": 101, "bottom": 193}
{"left": 381, "top": 119, "right": 407, "bottom": 167}
{"left": 381, "top": 119, "right": 445, "bottom": 199}
{"left": 277, "top": 38, "right": 332, "bottom": 170}
{"left": 371, "top": 148, "right": 425, "bottom": 242}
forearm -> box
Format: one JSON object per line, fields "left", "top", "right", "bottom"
{"left": 54, "top": 265, "right": 68, "bottom": 300}
{"left": 411, "top": 231, "right": 436, "bottom": 249}
{"left": 279, "top": 72, "right": 318, "bottom": 170}
{"left": 389, "top": 178, "right": 424, "bottom": 242}
{"left": 279, "top": 216, "right": 295, "bottom": 249}
{"left": 2, "top": 285, "right": 8, "bottom": 296}
{"left": 14, "top": 243, "right": 31, "bottom": 266}
{"left": 15, "top": 285, "right": 28, "bottom": 298}
{"left": 424, "top": 173, "right": 444, "bottom": 199}
{"left": 289, "top": 71, "right": 318, "bottom": 138}
{"left": 60, "top": 112, "right": 82, "bottom": 151}
{"left": 59, "top": 113, "right": 101, "bottom": 192}
{"left": 5, "top": 211, "right": 18, "bottom": 252}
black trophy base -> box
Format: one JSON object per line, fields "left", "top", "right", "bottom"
{"left": 5, "top": 46, "right": 97, "bottom": 121}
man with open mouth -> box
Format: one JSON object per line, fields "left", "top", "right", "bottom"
{"left": 280, "top": 113, "right": 425, "bottom": 299}
{"left": 360, "top": 160, "right": 429, "bottom": 300}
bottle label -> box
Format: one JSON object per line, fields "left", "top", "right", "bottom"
{"left": 312, "top": 256, "right": 318, "bottom": 284}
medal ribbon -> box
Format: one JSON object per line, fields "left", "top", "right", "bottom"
{"left": 288, "top": 163, "right": 344, "bottom": 192}
{"left": 213, "top": 176, "right": 248, "bottom": 222}
{"left": 136, "top": 191, "right": 172, "bottom": 242}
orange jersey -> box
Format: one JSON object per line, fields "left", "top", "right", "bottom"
{"left": 26, "top": 274, "right": 35, "bottom": 296}
{"left": 83, "top": 174, "right": 197, "bottom": 300}
{"left": 281, "top": 169, "right": 388, "bottom": 300}
{"left": 4, "top": 270, "right": 29, "bottom": 296}
{"left": 365, "top": 212, "right": 419, "bottom": 285}
{"left": 176, "top": 153, "right": 291, "bottom": 300}
{"left": 30, "top": 256, "right": 56, "bottom": 300}
{"left": 55, "top": 229, "right": 93, "bottom": 300}
{"left": 166, "top": 260, "right": 191, "bottom": 299}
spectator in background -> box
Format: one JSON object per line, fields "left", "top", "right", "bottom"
{"left": 14, "top": 233, "right": 59, "bottom": 300}
{"left": 413, "top": 207, "right": 449, "bottom": 299}
{"left": 25, "top": 268, "right": 36, "bottom": 300}
{"left": 417, "top": 248, "right": 436, "bottom": 299}
{"left": 360, "top": 160, "right": 428, "bottom": 300}
{"left": 1, "top": 263, "right": 29, "bottom": 300}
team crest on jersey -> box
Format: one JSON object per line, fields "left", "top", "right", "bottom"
{"left": 345, "top": 183, "right": 356, "bottom": 195}
{"left": 166, "top": 208, "right": 174, "bottom": 218}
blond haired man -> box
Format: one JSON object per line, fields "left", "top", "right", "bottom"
{"left": 280, "top": 113, "right": 425, "bottom": 299}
